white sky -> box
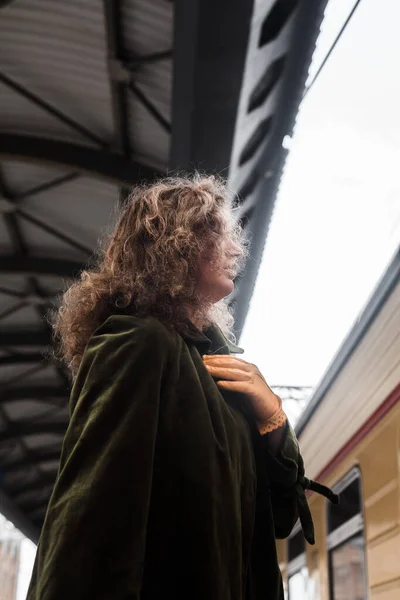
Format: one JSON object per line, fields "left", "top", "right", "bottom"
{"left": 240, "top": 0, "right": 400, "bottom": 422}
{"left": 5, "top": 0, "right": 400, "bottom": 595}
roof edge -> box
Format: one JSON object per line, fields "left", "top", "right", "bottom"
{"left": 0, "top": 488, "right": 40, "bottom": 544}
{"left": 233, "top": 0, "right": 329, "bottom": 338}
{"left": 295, "top": 248, "right": 400, "bottom": 437}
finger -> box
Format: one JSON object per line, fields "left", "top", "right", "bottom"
{"left": 203, "top": 354, "right": 246, "bottom": 361}
{"left": 216, "top": 379, "right": 251, "bottom": 393}
{"left": 255, "top": 372, "right": 268, "bottom": 385}
{"left": 203, "top": 355, "right": 249, "bottom": 368}
{"left": 204, "top": 366, "right": 251, "bottom": 381}
{"left": 203, "top": 356, "right": 254, "bottom": 378}
{"left": 203, "top": 356, "right": 268, "bottom": 386}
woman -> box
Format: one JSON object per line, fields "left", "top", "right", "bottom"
{"left": 27, "top": 174, "right": 336, "bottom": 600}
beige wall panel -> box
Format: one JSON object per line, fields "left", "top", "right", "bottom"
{"left": 367, "top": 527, "right": 400, "bottom": 588}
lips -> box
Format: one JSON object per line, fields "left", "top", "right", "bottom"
{"left": 225, "top": 268, "right": 236, "bottom": 278}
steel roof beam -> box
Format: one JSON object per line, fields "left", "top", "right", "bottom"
{"left": 1, "top": 167, "right": 92, "bottom": 255}
{"left": 15, "top": 497, "right": 49, "bottom": 521}
{"left": 126, "top": 50, "right": 172, "bottom": 66}
{"left": 0, "top": 168, "right": 73, "bottom": 391}
{"left": 0, "top": 71, "right": 106, "bottom": 147}
{"left": 1, "top": 385, "right": 66, "bottom": 400}
{"left": 0, "top": 254, "right": 84, "bottom": 277}
{"left": 0, "top": 488, "right": 40, "bottom": 544}
{"left": 25, "top": 505, "right": 47, "bottom": 523}
{"left": 15, "top": 172, "right": 81, "bottom": 201}
{"left": 1, "top": 449, "right": 61, "bottom": 472}
{"left": 10, "top": 472, "right": 58, "bottom": 497}
{"left": 0, "top": 421, "right": 67, "bottom": 442}
{"left": 0, "top": 133, "right": 162, "bottom": 183}
{"left": 170, "top": 0, "right": 254, "bottom": 173}
{"left": 129, "top": 82, "right": 171, "bottom": 134}
{"left": 0, "top": 329, "right": 51, "bottom": 346}
{"left": 0, "top": 286, "right": 26, "bottom": 299}
{"left": 103, "top": 0, "right": 131, "bottom": 157}
{"left": 230, "top": 148, "right": 288, "bottom": 335}
{"left": 0, "top": 353, "right": 49, "bottom": 366}
{"left": 17, "top": 210, "right": 93, "bottom": 256}
{"left": 104, "top": 0, "right": 172, "bottom": 142}
{"left": 0, "top": 300, "right": 27, "bottom": 322}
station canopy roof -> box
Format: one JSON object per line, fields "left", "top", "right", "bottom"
{"left": 0, "top": 0, "right": 328, "bottom": 542}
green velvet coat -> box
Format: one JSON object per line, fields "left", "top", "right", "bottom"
{"left": 26, "top": 313, "right": 317, "bottom": 600}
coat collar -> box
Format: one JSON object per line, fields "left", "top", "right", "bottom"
{"left": 181, "top": 320, "right": 245, "bottom": 356}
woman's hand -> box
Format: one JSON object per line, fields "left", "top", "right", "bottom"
{"left": 202, "top": 354, "right": 281, "bottom": 424}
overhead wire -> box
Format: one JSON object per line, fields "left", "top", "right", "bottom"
{"left": 303, "top": 0, "right": 364, "bottom": 99}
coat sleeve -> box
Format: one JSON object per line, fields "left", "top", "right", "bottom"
{"left": 27, "top": 316, "right": 175, "bottom": 600}
{"left": 256, "top": 421, "right": 316, "bottom": 544}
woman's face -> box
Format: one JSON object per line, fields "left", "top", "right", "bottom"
{"left": 197, "top": 238, "right": 242, "bottom": 303}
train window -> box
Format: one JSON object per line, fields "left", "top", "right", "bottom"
{"left": 288, "top": 528, "right": 305, "bottom": 563}
{"left": 330, "top": 535, "right": 367, "bottom": 600}
{"left": 328, "top": 471, "right": 361, "bottom": 534}
{"left": 287, "top": 522, "right": 311, "bottom": 600}
{"left": 288, "top": 566, "right": 309, "bottom": 600}
{"left": 327, "top": 468, "right": 368, "bottom": 600}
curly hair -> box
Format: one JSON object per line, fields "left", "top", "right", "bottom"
{"left": 48, "top": 173, "right": 250, "bottom": 381}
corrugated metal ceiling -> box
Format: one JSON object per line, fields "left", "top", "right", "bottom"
{"left": 0, "top": 0, "right": 329, "bottom": 543}
{"left": 0, "top": 0, "right": 114, "bottom": 145}
{"left": 0, "top": 1, "right": 174, "bottom": 543}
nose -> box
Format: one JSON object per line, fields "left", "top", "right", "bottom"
{"left": 227, "top": 239, "right": 242, "bottom": 257}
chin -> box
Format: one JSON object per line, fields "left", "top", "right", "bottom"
{"left": 216, "top": 277, "right": 234, "bottom": 300}
{"left": 202, "top": 272, "right": 235, "bottom": 303}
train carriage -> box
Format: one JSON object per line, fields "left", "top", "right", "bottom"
{"left": 277, "top": 249, "right": 400, "bottom": 600}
